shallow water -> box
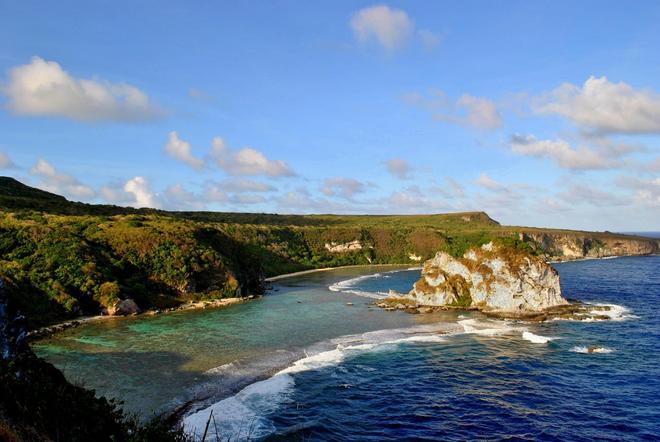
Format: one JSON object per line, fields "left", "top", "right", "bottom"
{"left": 34, "top": 257, "right": 660, "bottom": 440}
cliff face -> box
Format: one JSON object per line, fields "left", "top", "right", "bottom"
{"left": 520, "top": 231, "right": 659, "bottom": 261}
{"left": 409, "top": 242, "right": 567, "bottom": 312}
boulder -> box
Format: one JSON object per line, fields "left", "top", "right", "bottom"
{"left": 106, "top": 298, "right": 140, "bottom": 316}
{"left": 409, "top": 242, "right": 567, "bottom": 312}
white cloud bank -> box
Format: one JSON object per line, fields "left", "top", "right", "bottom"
{"left": 3, "top": 56, "right": 162, "bottom": 122}
{"left": 534, "top": 76, "right": 660, "bottom": 134}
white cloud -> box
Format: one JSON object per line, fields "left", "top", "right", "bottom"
{"left": 213, "top": 179, "right": 275, "bottom": 193}
{"left": 163, "top": 183, "right": 205, "bottom": 210}
{"left": 385, "top": 158, "right": 412, "bottom": 179}
{"left": 557, "top": 183, "right": 628, "bottom": 207}
{"left": 3, "top": 56, "right": 162, "bottom": 122}
{"left": 210, "top": 137, "right": 293, "bottom": 177}
{"left": 509, "top": 134, "right": 613, "bottom": 170}
{"left": 454, "top": 95, "right": 502, "bottom": 130}
{"left": 534, "top": 76, "right": 660, "bottom": 134}
{"left": 124, "top": 176, "right": 160, "bottom": 208}
{"left": 350, "top": 5, "right": 413, "bottom": 50}
{"left": 229, "top": 194, "right": 267, "bottom": 205}
{"left": 0, "top": 152, "right": 15, "bottom": 169}
{"left": 321, "top": 177, "right": 366, "bottom": 199}
{"left": 406, "top": 90, "right": 502, "bottom": 130}
{"left": 430, "top": 177, "right": 465, "bottom": 199}
{"left": 164, "top": 131, "right": 204, "bottom": 170}
{"left": 617, "top": 176, "right": 660, "bottom": 207}
{"left": 30, "top": 159, "right": 94, "bottom": 199}
{"left": 475, "top": 173, "right": 505, "bottom": 191}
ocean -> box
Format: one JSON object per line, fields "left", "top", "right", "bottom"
{"left": 34, "top": 256, "right": 660, "bottom": 441}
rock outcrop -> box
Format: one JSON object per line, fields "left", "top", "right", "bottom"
{"left": 324, "top": 240, "right": 363, "bottom": 253}
{"left": 408, "top": 242, "right": 567, "bottom": 312}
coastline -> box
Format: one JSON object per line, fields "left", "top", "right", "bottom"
{"left": 28, "top": 296, "right": 249, "bottom": 340}
{"left": 265, "top": 263, "right": 412, "bottom": 282}
{"left": 30, "top": 255, "right": 651, "bottom": 339}
{"left": 30, "top": 264, "right": 414, "bottom": 340}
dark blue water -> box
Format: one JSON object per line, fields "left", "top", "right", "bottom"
{"left": 259, "top": 257, "right": 659, "bottom": 441}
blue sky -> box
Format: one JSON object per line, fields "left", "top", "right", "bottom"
{"left": 0, "top": 1, "right": 659, "bottom": 230}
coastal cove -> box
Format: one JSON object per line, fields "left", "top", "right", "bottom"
{"left": 32, "top": 256, "right": 660, "bottom": 440}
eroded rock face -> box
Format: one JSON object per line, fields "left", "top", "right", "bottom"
{"left": 409, "top": 242, "right": 567, "bottom": 312}
{"left": 324, "top": 240, "right": 363, "bottom": 253}
{"left": 519, "top": 232, "right": 659, "bottom": 261}
{"left": 106, "top": 298, "right": 140, "bottom": 316}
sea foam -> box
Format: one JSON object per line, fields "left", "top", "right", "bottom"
{"left": 522, "top": 331, "right": 556, "bottom": 344}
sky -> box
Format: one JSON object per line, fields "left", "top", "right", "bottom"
{"left": 0, "top": 0, "right": 659, "bottom": 231}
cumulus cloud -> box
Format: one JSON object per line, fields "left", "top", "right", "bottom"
{"left": 321, "top": 177, "right": 366, "bottom": 199}
{"left": 350, "top": 5, "right": 413, "bottom": 50}
{"left": 533, "top": 76, "right": 660, "bottom": 134}
{"left": 0, "top": 152, "right": 15, "bottom": 169}
{"left": 405, "top": 90, "right": 502, "bottom": 130}
{"left": 164, "top": 131, "right": 204, "bottom": 170}
{"left": 210, "top": 137, "right": 294, "bottom": 177}
{"left": 385, "top": 158, "right": 412, "bottom": 179}
{"left": 123, "top": 176, "right": 160, "bottom": 208}
{"left": 3, "top": 56, "right": 162, "bottom": 122}
{"left": 509, "top": 134, "right": 614, "bottom": 170}
{"left": 30, "top": 159, "right": 94, "bottom": 199}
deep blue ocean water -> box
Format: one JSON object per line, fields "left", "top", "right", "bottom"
{"left": 254, "top": 257, "right": 659, "bottom": 441}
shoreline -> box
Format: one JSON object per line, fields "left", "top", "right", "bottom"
{"left": 265, "top": 263, "right": 413, "bottom": 282}
{"left": 30, "top": 264, "right": 414, "bottom": 340}
{"left": 28, "top": 297, "right": 250, "bottom": 340}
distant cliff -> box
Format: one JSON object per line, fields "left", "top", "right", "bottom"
{"left": 519, "top": 231, "right": 659, "bottom": 261}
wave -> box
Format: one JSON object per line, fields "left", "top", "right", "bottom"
{"left": 458, "top": 318, "right": 519, "bottom": 336}
{"left": 328, "top": 268, "right": 419, "bottom": 299}
{"left": 183, "top": 322, "right": 464, "bottom": 440}
{"left": 521, "top": 331, "right": 556, "bottom": 344}
{"left": 571, "top": 346, "right": 614, "bottom": 354}
{"left": 183, "top": 315, "right": 611, "bottom": 439}
{"left": 585, "top": 302, "right": 639, "bottom": 321}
